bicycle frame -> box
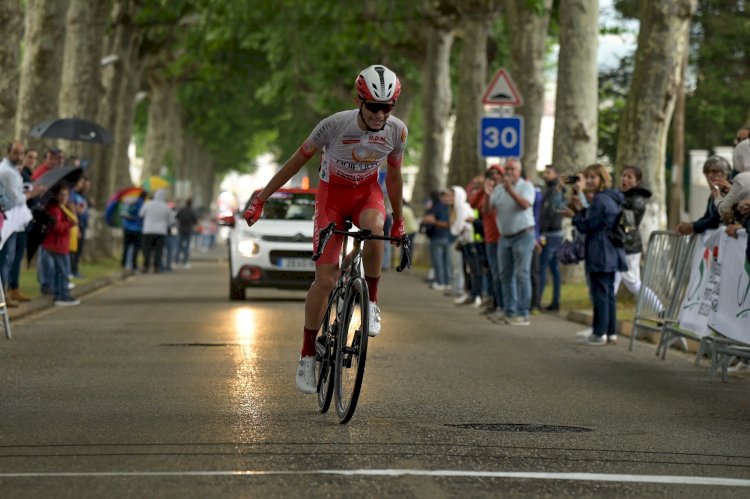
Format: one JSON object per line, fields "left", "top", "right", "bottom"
{"left": 312, "top": 220, "right": 411, "bottom": 422}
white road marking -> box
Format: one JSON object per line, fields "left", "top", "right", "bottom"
{"left": 0, "top": 469, "right": 749, "bottom": 487}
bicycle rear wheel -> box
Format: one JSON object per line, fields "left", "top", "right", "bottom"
{"left": 316, "top": 290, "right": 339, "bottom": 412}
{"left": 334, "top": 277, "right": 369, "bottom": 424}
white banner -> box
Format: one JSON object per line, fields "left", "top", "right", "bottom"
{"left": 678, "top": 231, "right": 719, "bottom": 336}
{"left": 707, "top": 231, "right": 750, "bottom": 343}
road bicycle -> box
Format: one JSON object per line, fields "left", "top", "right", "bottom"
{"left": 311, "top": 220, "right": 411, "bottom": 424}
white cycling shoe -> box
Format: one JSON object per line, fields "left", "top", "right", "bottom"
{"left": 295, "top": 356, "right": 316, "bottom": 394}
{"left": 368, "top": 301, "right": 381, "bottom": 337}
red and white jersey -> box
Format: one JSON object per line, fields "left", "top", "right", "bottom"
{"left": 299, "top": 110, "right": 408, "bottom": 186}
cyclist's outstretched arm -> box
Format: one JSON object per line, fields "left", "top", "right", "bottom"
{"left": 257, "top": 148, "right": 311, "bottom": 202}
{"left": 244, "top": 146, "right": 313, "bottom": 226}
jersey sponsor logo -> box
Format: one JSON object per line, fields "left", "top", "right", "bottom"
{"left": 351, "top": 146, "right": 379, "bottom": 163}
{"left": 367, "top": 135, "right": 386, "bottom": 144}
{"left": 342, "top": 136, "right": 360, "bottom": 145}
{"left": 312, "top": 122, "right": 332, "bottom": 143}
{"left": 401, "top": 128, "right": 407, "bottom": 144}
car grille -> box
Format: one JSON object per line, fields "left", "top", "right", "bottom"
{"left": 264, "top": 270, "right": 315, "bottom": 282}
{"left": 262, "top": 235, "right": 314, "bottom": 243}
{"left": 269, "top": 250, "right": 313, "bottom": 260}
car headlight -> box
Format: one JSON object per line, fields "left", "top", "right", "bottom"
{"left": 237, "top": 239, "right": 259, "bottom": 257}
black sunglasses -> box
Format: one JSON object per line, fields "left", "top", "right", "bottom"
{"left": 363, "top": 101, "right": 394, "bottom": 114}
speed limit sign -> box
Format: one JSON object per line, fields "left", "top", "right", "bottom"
{"left": 480, "top": 116, "right": 523, "bottom": 157}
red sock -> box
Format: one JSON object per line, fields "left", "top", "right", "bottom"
{"left": 301, "top": 327, "right": 317, "bottom": 357}
{"left": 365, "top": 275, "right": 379, "bottom": 303}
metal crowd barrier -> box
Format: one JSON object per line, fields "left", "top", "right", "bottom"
{"left": 630, "top": 231, "right": 696, "bottom": 352}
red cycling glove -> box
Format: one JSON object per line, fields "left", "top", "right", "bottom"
{"left": 243, "top": 196, "right": 265, "bottom": 227}
{"left": 390, "top": 216, "right": 405, "bottom": 245}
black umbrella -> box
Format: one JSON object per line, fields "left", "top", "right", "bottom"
{"left": 29, "top": 117, "right": 113, "bottom": 145}
{"left": 26, "top": 166, "right": 84, "bottom": 265}
{"left": 33, "top": 165, "right": 84, "bottom": 191}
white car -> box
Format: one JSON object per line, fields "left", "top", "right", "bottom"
{"left": 224, "top": 188, "right": 317, "bottom": 300}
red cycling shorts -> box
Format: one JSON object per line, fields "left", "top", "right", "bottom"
{"left": 313, "top": 179, "right": 386, "bottom": 265}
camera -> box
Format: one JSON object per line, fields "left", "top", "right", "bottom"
{"left": 564, "top": 174, "right": 580, "bottom": 185}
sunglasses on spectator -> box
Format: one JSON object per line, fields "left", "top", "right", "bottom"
{"left": 363, "top": 101, "right": 394, "bottom": 114}
{"left": 736, "top": 136, "right": 747, "bottom": 144}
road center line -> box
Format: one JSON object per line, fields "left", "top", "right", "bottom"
{"left": 0, "top": 469, "right": 749, "bottom": 486}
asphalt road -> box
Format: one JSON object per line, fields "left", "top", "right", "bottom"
{"left": 0, "top": 251, "right": 748, "bottom": 498}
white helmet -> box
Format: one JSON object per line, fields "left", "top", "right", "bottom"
{"left": 355, "top": 65, "right": 401, "bottom": 103}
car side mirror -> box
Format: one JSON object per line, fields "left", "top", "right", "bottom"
{"left": 217, "top": 214, "right": 235, "bottom": 228}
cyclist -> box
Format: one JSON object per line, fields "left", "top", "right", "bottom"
{"left": 243, "top": 65, "right": 408, "bottom": 394}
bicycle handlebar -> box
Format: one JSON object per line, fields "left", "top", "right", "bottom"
{"left": 312, "top": 222, "right": 412, "bottom": 272}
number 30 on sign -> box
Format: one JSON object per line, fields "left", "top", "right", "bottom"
{"left": 480, "top": 116, "right": 523, "bottom": 158}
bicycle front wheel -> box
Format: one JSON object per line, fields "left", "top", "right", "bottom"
{"left": 334, "top": 277, "right": 369, "bottom": 424}
{"left": 316, "top": 290, "right": 339, "bottom": 413}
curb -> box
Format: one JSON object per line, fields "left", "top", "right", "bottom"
{"left": 7, "top": 271, "right": 127, "bottom": 322}
{"left": 565, "top": 309, "right": 661, "bottom": 344}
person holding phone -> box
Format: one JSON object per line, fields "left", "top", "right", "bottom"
{"left": 675, "top": 156, "right": 732, "bottom": 236}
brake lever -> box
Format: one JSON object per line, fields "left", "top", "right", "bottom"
{"left": 396, "top": 236, "right": 411, "bottom": 272}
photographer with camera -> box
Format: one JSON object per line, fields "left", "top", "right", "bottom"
{"left": 489, "top": 158, "right": 536, "bottom": 326}
{"left": 560, "top": 164, "right": 627, "bottom": 346}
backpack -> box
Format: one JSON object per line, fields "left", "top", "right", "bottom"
{"left": 609, "top": 208, "right": 637, "bottom": 247}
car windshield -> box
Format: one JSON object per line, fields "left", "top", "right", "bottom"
{"left": 252, "top": 192, "right": 315, "bottom": 221}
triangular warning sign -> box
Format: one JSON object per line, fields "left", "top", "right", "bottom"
{"left": 482, "top": 68, "right": 523, "bottom": 107}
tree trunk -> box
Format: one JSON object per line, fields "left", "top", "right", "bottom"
{"left": 58, "top": 0, "right": 112, "bottom": 161}
{"left": 669, "top": 25, "right": 689, "bottom": 228}
{"left": 142, "top": 79, "right": 175, "bottom": 179}
{"left": 552, "top": 0, "right": 599, "bottom": 175}
{"left": 0, "top": 0, "right": 22, "bottom": 141}
{"left": 615, "top": 0, "right": 696, "bottom": 238}
{"left": 89, "top": 0, "right": 143, "bottom": 259}
{"left": 505, "top": 0, "right": 553, "bottom": 178}
{"left": 413, "top": 23, "right": 454, "bottom": 205}
{"left": 447, "top": 14, "right": 491, "bottom": 187}
{"left": 14, "top": 0, "right": 70, "bottom": 150}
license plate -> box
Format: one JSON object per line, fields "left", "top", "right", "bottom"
{"left": 278, "top": 258, "right": 315, "bottom": 270}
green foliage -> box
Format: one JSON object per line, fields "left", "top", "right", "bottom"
{"left": 160, "top": 0, "right": 428, "bottom": 173}
{"left": 685, "top": 0, "right": 750, "bottom": 149}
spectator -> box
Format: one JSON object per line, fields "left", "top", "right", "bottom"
{"left": 475, "top": 165, "right": 504, "bottom": 316}
{"left": 537, "top": 164, "right": 565, "bottom": 311}
{"left": 121, "top": 191, "right": 146, "bottom": 271}
{"left": 445, "top": 185, "right": 473, "bottom": 301}
{"left": 139, "top": 189, "right": 172, "bottom": 273}
{"left": 489, "top": 158, "right": 536, "bottom": 326}
{"left": 715, "top": 139, "right": 750, "bottom": 221}
{"left": 564, "top": 164, "right": 627, "bottom": 345}
{"left": 69, "top": 176, "right": 89, "bottom": 279}
{"left": 0, "top": 141, "right": 44, "bottom": 306}
{"left": 31, "top": 147, "right": 64, "bottom": 181}
{"left": 21, "top": 149, "right": 37, "bottom": 183}
{"left": 43, "top": 185, "right": 79, "bottom": 306}
{"left": 614, "top": 166, "right": 652, "bottom": 299}
{"left": 675, "top": 156, "right": 732, "bottom": 236}
{"left": 530, "top": 180, "right": 543, "bottom": 315}
{"left": 401, "top": 200, "right": 419, "bottom": 249}
{"left": 164, "top": 201, "right": 179, "bottom": 272}
{"left": 459, "top": 176, "right": 486, "bottom": 308}
{"left": 421, "top": 191, "right": 452, "bottom": 291}
{"left": 175, "top": 198, "right": 198, "bottom": 269}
